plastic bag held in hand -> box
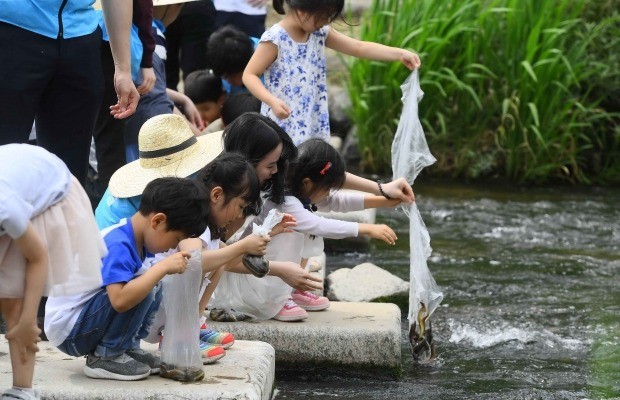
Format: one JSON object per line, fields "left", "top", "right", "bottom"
{"left": 242, "top": 209, "right": 284, "bottom": 278}
{"left": 391, "top": 70, "right": 443, "bottom": 363}
{"left": 159, "top": 250, "right": 204, "bottom": 382}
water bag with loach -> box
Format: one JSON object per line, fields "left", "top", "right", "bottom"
{"left": 391, "top": 69, "right": 443, "bottom": 362}
{"left": 241, "top": 208, "right": 285, "bottom": 278}
{"left": 159, "top": 250, "right": 204, "bottom": 381}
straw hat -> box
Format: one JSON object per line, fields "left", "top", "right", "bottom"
{"left": 109, "top": 114, "right": 223, "bottom": 198}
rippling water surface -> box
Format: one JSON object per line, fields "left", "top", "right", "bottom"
{"left": 274, "top": 181, "right": 620, "bottom": 399}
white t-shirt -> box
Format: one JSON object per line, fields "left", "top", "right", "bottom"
{"left": 214, "top": 0, "right": 266, "bottom": 15}
{"left": 0, "top": 144, "right": 71, "bottom": 239}
{"left": 244, "top": 192, "right": 364, "bottom": 264}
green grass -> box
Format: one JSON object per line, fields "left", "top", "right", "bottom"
{"left": 347, "top": 0, "right": 620, "bottom": 184}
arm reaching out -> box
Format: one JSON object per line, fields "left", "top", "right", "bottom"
{"left": 101, "top": 0, "right": 140, "bottom": 118}
{"left": 326, "top": 28, "right": 421, "bottom": 70}
{"left": 106, "top": 251, "right": 191, "bottom": 312}
{"left": 343, "top": 173, "right": 415, "bottom": 203}
{"left": 243, "top": 42, "right": 291, "bottom": 119}
{"left": 358, "top": 223, "right": 398, "bottom": 245}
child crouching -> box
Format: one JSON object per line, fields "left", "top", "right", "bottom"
{"left": 44, "top": 177, "right": 209, "bottom": 381}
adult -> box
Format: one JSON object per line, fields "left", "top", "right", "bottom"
{"left": 165, "top": 0, "right": 217, "bottom": 90}
{"left": 213, "top": 0, "right": 268, "bottom": 38}
{"left": 0, "top": 0, "right": 138, "bottom": 185}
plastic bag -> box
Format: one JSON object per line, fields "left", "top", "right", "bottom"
{"left": 391, "top": 70, "right": 443, "bottom": 362}
{"left": 241, "top": 208, "right": 284, "bottom": 278}
{"left": 159, "top": 250, "right": 204, "bottom": 381}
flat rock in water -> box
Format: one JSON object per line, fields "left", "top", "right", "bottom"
{"left": 327, "top": 262, "right": 409, "bottom": 302}
{"left": 206, "top": 302, "right": 401, "bottom": 373}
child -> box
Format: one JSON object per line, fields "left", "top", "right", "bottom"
{"left": 207, "top": 25, "right": 260, "bottom": 94}
{"left": 213, "top": 119, "right": 402, "bottom": 321}
{"left": 44, "top": 177, "right": 210, "bottom": 381}
{"left": 0, "top": 144, "right": 106, "bottom": 399}
{"left": 243, "top": 0, "right": 422, "bottom": 145}
{"left": 95, "top": 113, "right": 223, "bottom": 230}
{"left": 184, "top": 69, "right": 226, "bottom": 127}
{"left": 202, "top": 91, "right": 262, "bottom": 134}
{"left": 146, "top": 152, "right": 271, "bottom": 357}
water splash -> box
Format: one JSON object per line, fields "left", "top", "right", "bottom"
{"left": 447, "top": 319, "right": 585, "bottom": 350}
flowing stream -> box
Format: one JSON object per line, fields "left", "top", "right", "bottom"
{"left": 274, "top": 181, "right": 620, "bottom": 399}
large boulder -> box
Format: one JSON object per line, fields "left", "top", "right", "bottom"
{"left": 327, "top": 263, "right": 409, "bottom": 302}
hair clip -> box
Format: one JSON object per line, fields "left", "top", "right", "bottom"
{"left": 319, "top": 161, "right": 332, "bottom": 175}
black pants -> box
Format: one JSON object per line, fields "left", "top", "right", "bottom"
{"left": 89, "top": 42, "right": 127, "bottom": 205}
{"left": 165, "top": 1, "right": 217, "bottom": 90}
{"left": 0, "top": 22, "right": 104, "bottom": 184}
{"left": 215, "top": 11, "right": 266, "bottom": 39}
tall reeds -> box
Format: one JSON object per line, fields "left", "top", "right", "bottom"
{"left": 347, "top": 0, "right": 620, "bottom": 183}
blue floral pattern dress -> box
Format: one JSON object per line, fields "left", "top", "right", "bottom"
{"left": 259, "top": 24, "right": 330, "bottom": 145}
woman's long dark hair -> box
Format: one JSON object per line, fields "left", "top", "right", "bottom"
{"left": 223, "top": 113, "right": 297, "bottom": 205}
{"left": 196, "top": 152, "right": 260, "bottom": 239}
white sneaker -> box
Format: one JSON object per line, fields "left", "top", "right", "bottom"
{"left": 1, "top": 388, "right": 40, "bottom": 400}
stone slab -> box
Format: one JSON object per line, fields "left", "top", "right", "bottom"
{"left": 206, "top": 302, "right": 401, "bottom": 372}
{"left": 0, "top": 340, "right": 274, "bottom": 400}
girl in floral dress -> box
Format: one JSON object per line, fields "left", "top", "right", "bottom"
{"left": 243, "top": 0, "right": 421, "bottom": 146}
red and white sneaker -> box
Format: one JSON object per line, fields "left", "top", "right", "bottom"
{"left": 292, "top": 289, "right": 330, "bottom": 311}
{"left": 272, "top": 299, "right": 308, "bottom": 322}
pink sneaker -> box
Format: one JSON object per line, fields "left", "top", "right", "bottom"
{"left": 272, "top": 299, "right": 308, "bottom": 322}
{"left": 292, "top": 290, "right": 330, "bottom": 311}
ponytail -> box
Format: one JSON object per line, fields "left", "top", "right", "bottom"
{"left": 273, "top": 0, "right": 286, "bottom": 15}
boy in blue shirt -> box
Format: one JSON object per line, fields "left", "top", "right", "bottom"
{"left": 45, "top": 177, "right": 209, "bottom": 381}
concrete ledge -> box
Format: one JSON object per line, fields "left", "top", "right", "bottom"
{"left": 0, "top": 340, "right": 275, "bottom": 400}
{"left": 207, "top": 302, "right": 401, "bottom": 373}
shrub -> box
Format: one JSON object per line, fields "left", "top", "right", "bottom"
{"left": 347, "top": 0, "right": 620, "bottom": 183}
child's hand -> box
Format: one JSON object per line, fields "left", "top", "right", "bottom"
{"left": 365, "top": 224, "right": 398, "bottom": 245}
{"left": 137, "top": 67, "right": 156, "bottom": 95}
{"left": 242, "top": 234, "right": 271, "bottom": 256}
{"left": 277, "top": 261, "right": 324, "bottom": 291}
{"left": 401, "top": 50, "right": 421, "bottom": 70}
{"left": 386, "top": 197, "right": 403, "bottom": 207}
{"left": 161, "top": 251, "right": 191, "bottom": 275}
{"left": 270, "top": 98, "right": 291, "bottom": 119}
{"left": 6, "top": 320, "right": 41, "bottom": 363}
{"left": 383, "top": 177, "right": 415, "bottom": 203}
{"left": 269, "top": 213, "right": 297, "bottom": 236}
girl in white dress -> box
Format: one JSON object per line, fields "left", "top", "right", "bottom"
{"left": 243, "top": 0, "right": 421, "bottom": 145}
{"left": 0, "top": 144, "right": 105, "bottom": 400}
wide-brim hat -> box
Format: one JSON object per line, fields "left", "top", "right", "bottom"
{"left": 109, "top": 114, "right": 223, "bottom": 198}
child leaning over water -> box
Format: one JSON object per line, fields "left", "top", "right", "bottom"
{"left": 44, "top": 177, "right": 210, "bottom": 381}
{"left": 143, "top": 152, "right": 272, "bottom": 360}
{"left": 243, "top": 0, "right": 421, "bottom": 145}
{"left": 226, "top": 139, "right": 402, "bottom": 322}
{"left": 0, "top": 144, "right": 105, "bottom": 400}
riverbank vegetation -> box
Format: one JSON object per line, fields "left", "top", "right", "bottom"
{"left": 347, "top": 0, "right": 620, "bottom": 184}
